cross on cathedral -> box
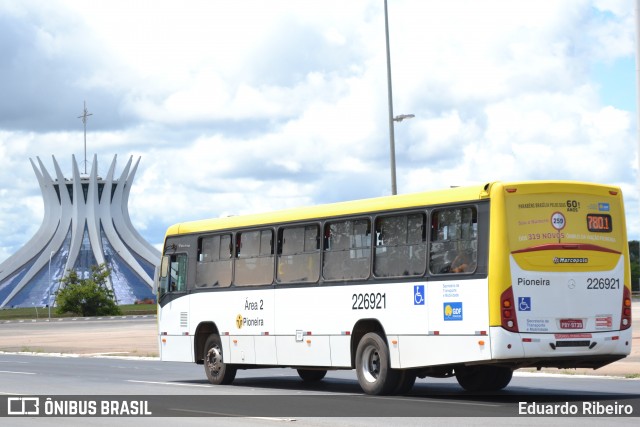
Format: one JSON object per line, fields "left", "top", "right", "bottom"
{"left": 77, "top": 101, "right": 93, "bottom": 175}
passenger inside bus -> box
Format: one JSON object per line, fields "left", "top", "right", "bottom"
{"left": 450, "top": 252, "right": 470, "bottom": 273}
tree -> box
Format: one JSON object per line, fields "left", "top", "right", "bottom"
{"left": 55, "top": 264, "right": 122, "bottom": 316}
{"left": 629, "top": 241, "right": 639, "bottom": 293}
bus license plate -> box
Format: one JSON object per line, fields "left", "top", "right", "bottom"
{"left": 560, "top": 319, "right": 583, "bottom": 329}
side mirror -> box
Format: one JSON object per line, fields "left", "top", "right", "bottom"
{"left": 160, "top": 255, "right": 169, "bottom": 278}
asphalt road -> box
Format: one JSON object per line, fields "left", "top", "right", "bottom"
{"left": 0, "top": 353, "right": 638, "bottom": 420}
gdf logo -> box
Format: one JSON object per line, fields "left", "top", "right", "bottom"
{"left": 235, "top": 314, "right": 243, "bottom": 329}
{"left": 443, "top": 302, "right": 463, "bottom": 321}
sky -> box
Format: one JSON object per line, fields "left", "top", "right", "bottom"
{"left": 0, "top": 0, "right": 637, "bottom": 263}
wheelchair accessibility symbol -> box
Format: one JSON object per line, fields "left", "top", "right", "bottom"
{"left": 414, "top": 285, "right": 425, "bottom": 305}
{"left": 518, "top": 297, "right": 531, "bottom": 311}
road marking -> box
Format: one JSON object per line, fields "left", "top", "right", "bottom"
{"left": 169, "top": 408, "right": 296, "bottom": 421}
{"left": 126, "top": 380, "right": 212, "bottom": 388}
{"left": 0, "top": 370, "right": 36, "bottom": 375}
{"left": 372, "top": 395, "right": 500, "bottom": 407}
{"left": 83, "top": 352, "right": 131, "bottom": 356}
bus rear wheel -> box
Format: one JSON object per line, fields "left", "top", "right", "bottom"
{"left": 455, "top": 365, "right": 512, "bottom": 392}
{"left": 204, "top": 334, "right": 236, "bottom": 385}
{"left": 394, "top": 369, "right": 416, "bottom": 395}
{"left": 297, "top": 369, "right": 327, "bottom": 382}
{"left": 355, "top": 332, "right": 399, "bottom": 395}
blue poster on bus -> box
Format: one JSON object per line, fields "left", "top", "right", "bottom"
{"left": 443, "top": 302, "right": 463, "bottom": 321}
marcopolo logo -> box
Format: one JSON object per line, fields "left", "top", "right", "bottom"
{"left": 443, "top": 302, "right": 463, "bottom": 321}
{"left": 553, "top": 257, "right": 588, "bottom": 264}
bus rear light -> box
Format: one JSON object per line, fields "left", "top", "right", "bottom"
{"left": 609, "top": 190, "right": 618, "bottom": 196}
{"left": 500, "top": 287, "right": 519, "bottom": 332}
{"left": 620, "top": 287, "right": 632, "bottom": 330}
{"left": 505, "top": 188, "right": 517, "bottom": 193}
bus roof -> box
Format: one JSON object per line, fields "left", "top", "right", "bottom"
{"left": 166, "top": 182, "right": 493, "bottom": 237}
{"left": 165, "top": 180, "right": 622, "bottom": 237}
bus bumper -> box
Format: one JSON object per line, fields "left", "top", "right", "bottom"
{"left": 489, "top": 326, "right": 632, "bottom": 369}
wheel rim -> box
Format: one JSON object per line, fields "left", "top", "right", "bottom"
{"left": 205, "top": 345, "right": 223, "bottom": 378}
{"left": 360, "top": 344, "right": 380, "bottom": 383}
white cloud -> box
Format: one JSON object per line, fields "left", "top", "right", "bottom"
{"left": 0, "top": 0, "right": 638, "bottom": 262}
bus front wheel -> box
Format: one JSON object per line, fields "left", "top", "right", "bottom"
{"left": 355, "top": 332, "right": 399, "bottom": 395}
{"left": 204, "top": 334, "right": 237, "bottom": 385}
{"left": 455, "top": 365, "right": 512, "bottom": 392}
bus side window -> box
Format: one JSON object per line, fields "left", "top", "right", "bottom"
{"left": 234, "top": 229, "right": 274, "bottom": 286}
{"left": 277, "top": 225, "right": 320, "bottom": 284}
{"left": 429, "top": 207, "right": 477, "bottom": 275}
{"left": 323, "top": 219, "right": 371, "bottom": 281}
{"left": 374, "top": 213, "right": 426, "bottom": 277}
{"left": 196, "top": 234, "right": 232, "bottom": 288}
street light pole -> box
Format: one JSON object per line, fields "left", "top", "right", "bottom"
{"left": 48, "top": 251, "right": 55, "bottom": 319}
{"left": 384, "top": 0, "right": 397, "bottom": 195}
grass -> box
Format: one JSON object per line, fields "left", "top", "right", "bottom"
{"left": 0, "top": 304, "right": 156, "bottom": 321}
{"left": 20, "top": 346, "right": 45, "bottom": 353}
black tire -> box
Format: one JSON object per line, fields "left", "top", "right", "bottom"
{"left": 394, "top": 369, "right": 416, "bottom": 395}
{"left": 455, "top": 366, "right": 513, "bottom": 392}
{"left": 492, "top": 366, "right": 513, "bottom": 390}
{"left": 297, "top": 369, "right": 327, "bottom": 382}
{"left": 203, "top": 334, "right": 236, "bottom": 385}
{"left": 355, "top": 332, "right": 399, "bottom": 395}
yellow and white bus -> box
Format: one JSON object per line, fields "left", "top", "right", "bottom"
{"left": 157, "top": 181, "right": 632, "bottom": 395}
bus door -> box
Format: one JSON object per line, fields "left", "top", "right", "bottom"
{"left": 158, "top": 252, "right": 192, "bottom": 361}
